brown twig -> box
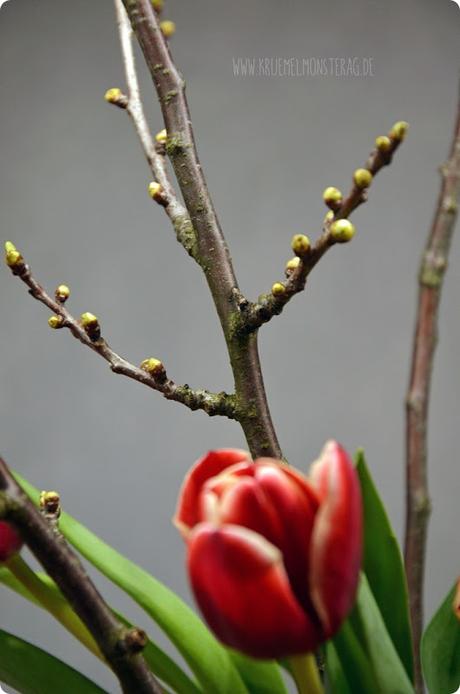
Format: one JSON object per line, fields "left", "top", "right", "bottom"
{"left": 121, "top": 0, "right": 282, "bottom": 458}
{"left": 111, "top": 0, "right": 197, "bottom": 259}
{"left": 240, "top": 134, "right": 405, "bottom": 333}
{"left": 6, "top": 255, "right": 237, "bottom": 419}
{"left": 0, "top": 457, "right": 161, "bottom": 694}
{"left": 404, "top": 94, "right": 460, "bottom": 693}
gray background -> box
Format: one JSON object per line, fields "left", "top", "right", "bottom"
{"left": 1, "top": 0, "right": 460, "bottom": 691}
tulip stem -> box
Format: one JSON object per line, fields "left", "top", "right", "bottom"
{"left": 6, "top": 553, "right": 103, "bottom": 660}
{"left": 289, "top": 653, "right": 324, "bottom": 694}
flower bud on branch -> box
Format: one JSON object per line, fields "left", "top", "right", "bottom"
{"left": 160, "top": 20, "right": 176, "bottom": 38}
{"left": 323, "top": 186, "right": 343, "bottom": 211}
{"left": 140, "top": 357, "right": 167, "bottom": 384}
{"left": 291, "top": 234, "right": 311, "bottom": 257}
{"left": 55, "top": 284, "right": 70, "bottom": 303}
{"left": 80, "top": 313, "right": 101, "bottom": 341}
{"left": 104, "top": 88, "right": 128, "bottom": 109}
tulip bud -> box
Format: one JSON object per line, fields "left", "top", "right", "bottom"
{"left": 160, "top": 20, "right": 176, "bottom": 38}
{"left": 353, "top": 168, "right": 373, "bottom": 189}
{"left": 48, "top": 315, "right": 64, "bottom": 330}
{"left": 80, "top": 312, "right": 101, "bottom": 341}
{"left": 140, "top": 357, "right": 167, "bottom": 383}
{"left": 291, "top": 234, "right": 311, "bottom": 257}
{"left": 389, "top": 121, "right": 409, "bottom": 141}
{"left": 375, "top": 135, "right": 392, "bottom": 153}
{"left": 155, "top": 129, "right": 168, "bottom": 144}
{"left": 323, "top": 187, "right": 343, "bottom": 210}
{"left": 330, "top": 219, "right": 356, "bottom": 243}
{"left": 0, "top": 521, "right": 23, "bottom": 562}
{"left": 55, "top": 284, "right": 70, "bottom": 303}
{"left": 104, "top": 88, "right": 128, "bottom": 109}
{"left": 174, "top": 443, "right": 362, "bottom": 658}
{"left": 285, "top": 257, "right": 301, "bottom": 276}
{"left": 271, "top": 282, "right": 286, "bottom": 297}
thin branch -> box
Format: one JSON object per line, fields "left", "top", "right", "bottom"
{"left": 0, "top": 457, "right": 161, "bottom": 694}
{"left": 112, "top": 0, "right": 197, "bottom": 259}
{"left": 5, "top": 253, "right": 237, "bottom": 420}
{"left": 404, "top": 94, "right": 460, "bottom": 693}
{"left": 240, "top": 133, "right": 405, "bottom": 333}
{"left": 121, "top": 0, "right": 282, "bottom": 458}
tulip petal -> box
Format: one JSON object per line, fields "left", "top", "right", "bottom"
{"left": 254, "top": 463, "right": 319, "bottom": 614}
{"left": 0, "top": 521, "right": 22, "bottom": 562}
{"left": 187, "top": 523, "right": 321, "bottom": 659}
{"left": 218, "top": 477, "right": 285, "bottom": 549}
{"left": 309, "top": 441, "right": 362, "bottom": 636}
{"left": 173, "top": 449, "right": 250, "bottom": 537}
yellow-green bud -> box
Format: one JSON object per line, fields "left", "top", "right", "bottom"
{"left": 160, "top": 20, "right": 176, "bottom": 38}
{"left": 285, "top": 256, "right": 301, "bottom": 276}
{"left": 48, "top": 315, "right": 63, "bottom": 329}
{"left": 155, "top": 129, "right": 168, "bottom": 144}
{"left": 4, "top": 241, "right": 23, "bottom": 268}
{"left": 55, "top": 284, "right": 70, "bottom": 303}
{"left": 140, "top": 357, "right": 167, "bottom": 382}
{"left": 353, "top": 168, "right": 373, "bottom": 189}
{"left": 148, "top": 181, "right": 162, "bottom": 198}
{"left": 375, "top": 135, "right": 392, "bottom": 153}
{"left": 291, "top": 234, "right": 311, "bottom": 257}
{"left": 80, "top": 312, "right": 101, "bottom": 340}
{"left": 271, "top": 282, "right": 286, "bottom": 297}
{"left": 322, "top": 186, "right": 343, "bottom": 209}
{"left": 40, "top": 490, "right": 60, "bottom": 512}
{"left": 152, "top": 0, "right": 164, "bottom": 10}
{"left": 323, "top": 210, "right": 335, "bottom": 224}
{"left": 330, "top": 219, "right": 356, "bottom": 243}
{"left": 104, "top": 88, "right": 128, "bottom": 109}
{"left": 389, "top": 121, "right": 409, "bottom": 141}
{"left": 148, "top": 181, "right": 167, "bottom": 206}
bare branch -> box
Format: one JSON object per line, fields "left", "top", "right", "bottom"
{"left": 404, "top": 93, "right": 460, "bottom": 693}
{"left": 240, "top": 131, "right": 406, "bottom": 333}
{"left": 0, "top": 457, "right": 161, "bottom": 694}
{"left": 121, "top": 0, "right": 282, "bottom": 458}
{"left": 5, "top": 251, "right": 237, "bottom": 420}
{"left": 111, "top": 0, "right": 198, "bottom": 260}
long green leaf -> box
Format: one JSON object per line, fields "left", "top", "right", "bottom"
{"left": 15, "top": 472, "right": 249, "bottom": 694}
{"left": 422, "top": 582, "right": 460, "bottom": 694}
{"left": 355, "top": 450, "right": 414, "bottom": 681}
{"left": 228, "top": 651, "right": 288, "bottom": 694}
{"left": 349, "top": 575, "right": 414, "bottom": 693}
{"left": 324, "top": 639, "right": 354, "bottom": 694}
{"left": 0, "top": 628, "right": 107, "bottom": 694}
{"left": 0, "top": 567, "right": 200, "bottom": 694}
{"left": 327, "top": 617, "right": 379, "bottom": 693}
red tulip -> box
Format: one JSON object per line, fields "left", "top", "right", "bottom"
{"left": 174, "top": 441, "right": 362, "bottom": 659}
{"left": 0, "top": 520, "right": 22, "bottom": 562}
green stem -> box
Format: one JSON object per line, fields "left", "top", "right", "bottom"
{"left": 6, "top": 554, "right": 102, "bottom": 660}
{"left": 289, "top": 653, "right": 324, "bottom": 694}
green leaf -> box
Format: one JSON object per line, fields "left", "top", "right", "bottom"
{"left": 422, "top": 582, "right": 460, "bottom": 694}
{"left": 324, "top": 639, "right": 354, "bottom": 694}
{"left": 0, "top": 567, "right": 200, "bottom": 694}
{"left": 15, "top": 472, "right": 248, "bottom": 694}
{"left": 356, "top": 449, "right": 414, "bottom": 681}
{"left": 0, "top": 628, "right": 107, "bottom": 694}
{"left": 348, "top": 575, "right": 414, "bottom": 693}
{"left": 327, "top": 618, "right": 379, "bottom": 693}
{"left": 228, "top": 651, "right": 288, "bottom": 694}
